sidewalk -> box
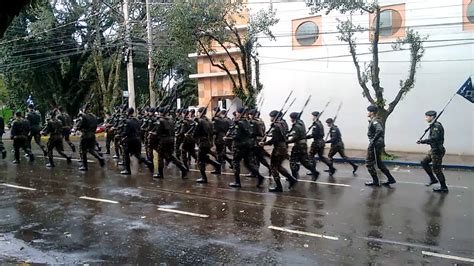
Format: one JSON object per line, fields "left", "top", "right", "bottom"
{"left": 331, "top": 149, "right": 474, "bottom": 170}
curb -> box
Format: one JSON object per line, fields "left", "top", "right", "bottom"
{"left": 330, "top": 158, "right": 474, "bottom": 171}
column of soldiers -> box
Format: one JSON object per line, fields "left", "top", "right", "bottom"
{"left": 0, "top": 102, "right": 449, "bottom": 193}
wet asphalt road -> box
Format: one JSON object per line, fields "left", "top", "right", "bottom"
{"left": 0, "top": 140, "right": 473, "bottom": 264}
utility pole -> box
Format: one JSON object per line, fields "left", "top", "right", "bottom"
{"left": 123, "top": 0, "right": 136, "bottom": 109}
{"left": 146, "top": 0, "right": 156, "bottom": 107}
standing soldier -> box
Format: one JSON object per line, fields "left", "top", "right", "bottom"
{"left": 119, "top": 108, "right": 153, "bottom": 175}
{"left": 249, "top": 109, "right": 271, "bottom": 173}
{"left": 26, "top": 104, "right": 47, "bottom": 156}
{"left": 104, "top": 111, "right": 114, "bottom": 155}
{"left": 150, "top": 107, "right": 188, "bottom": 179}
{"left": 41, "top": 110, "right": 72, "bottom": 167}
{"left": 227, "top": 108, "right": 265, "bottom": 188}
{"left": 325, "top": 118, "right": 358, "bottom": 176}
{"left": 307, "top": 111, "right": 334, "bottom": 176}
{"left": 260, "top": 110, "right": 297, "bottom": 192}
{"left": 417, "top": 110, "right": 448, "bottom": 192}
{"left": 76, "top": 108, "right": 105, "bottom": 171}
{"left": 57, "top": 106, "right": 76, "bottom": 153}
{"left": 11, "top": 111, "right": 35, "bottom": 164}
{"left": 0, "top": 115, "right": 6, "bottom": 159}
{"left": 190, "top": 107, "right": 221, "bottom": 184}
{"left": 174, "top": 109, "right": 184, "bottom": 161}
{"left": 288, "top": 112, "right": 320, "bottom": 180}
{"left": 213, "top": 108, "right": 232, "bottom": 169}
{"left": 365, "top": 105, "right": 396, "bottom": 187}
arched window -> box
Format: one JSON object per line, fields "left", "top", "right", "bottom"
{"left": 295, "top": 21, "right": 319, "bottom": 46}
{"left": 378, "top": 9, "right": 403, "bottom": 36}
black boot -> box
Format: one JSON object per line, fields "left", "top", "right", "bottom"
{"left": 121, "top": 170, "right": 131, "bottom": 175}
{"left": 79, "top": 165, "right": 88, "bottom": 171}
{"left": 1, "top": 150, "right": 6, "bottom": 159}
{"left": 46, "top": 158, "right": 55, "bottom": 168}
{"left": 153, "top": 168, "right": 164, "bottom": 179}
{"left": 256, "top": 174, "right": 265, "bottom": 188}
{"left": 311, "top": 169, "right": 320, "bottom": 181}
{"left": 269, "top": 179, "right": 283, "bottom": 192}
{"left": 433, "top": 181, "right": 448, "bottom": 193}
{"left": 196, "top": 168, "right": 208, "bottom": 183}
{"left": 352, "top": 165, "right": 358, "bottom": 175}
{"left": 229, "top": 174, "right": 242, "bottom": 188}
{"left": 425, "top": 180, "right": 439, "bottom": 187}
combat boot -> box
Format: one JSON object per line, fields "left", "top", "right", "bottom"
{"left": 2, "top": 150, "right": 6, "bottom": 159}
{"left": 229, "top": 175, "right": 242, "bottom": 188}
{"left": 433, "top": 181, "right": 448, "bottom": 193}
{"left": 121, "top": 170, "right": 131, "bottom": 175}
{"left": 153, "top": 168, "right": 164, "bottom": 179}
{"left": 269, "top": 179, "right": 283, "bottom": 192}
{"left": 256, "top": 174, "right": 265, "bottom": 188}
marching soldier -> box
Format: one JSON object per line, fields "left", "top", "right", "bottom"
{"left": 119, "top": 107, "right": 153, "bottom": 175}
{"left": 180, "top": 109, "right": 198, "bottom": 169}
{"left": 41, "top": 109, "right": 72, "bottom": 167}
{"left": 76, "top": 108, "right": 105, "bottom": 171}
{"left": 104, "top": 111, "right": 114, "bottom": 155}
{"left": 0, "top": 115, "right": 6, "bottom": 159}
{"left": 307, "top": 111, "right": 334, "bottom": 175}
{"left": 191, "top": 107, "right": 221, "bottom": 184}
{"left": 11, "top": 111, "right": 35, "bottom": 164}
{"left": 26, "top": 104, "right": 47, "bottom": 156}
{"left": 418, "top": 110, "right": 448, "bottom": 192}
{"left": 365, "top": 105, "right": 396, "bottom": 187}
{"left": 325, "top": 118, "right": 358, "bottom": 176}
{"left": 57, "top": 106, "right": 76, "bottom": 153}
{"left": 228, "top": 108, "right": 265, "bottom": 188}
{"left": 288, "top": 112, "right": 320, "bottom": 180}
{"left": 174, "top": 108, "right": 184, "bottom": 161}
{"left": 150, "top": 107, "right": 188, "bottom": 179}
{"left": 249, "top": 109, "right": 271, "bottom": 173}
{"left": 213, "top": 108, "right": 232, "bottom": 169}
{"left": 260, "top": 111, "right": 297, "bottom": 192}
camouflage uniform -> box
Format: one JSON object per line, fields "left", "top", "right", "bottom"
{"left": 420, "top": 121, "right": 447, "bottom": 189}
{"left": 43, "top": 116, "right": 71, "bottom": 167}
{"left": 193, "top": 116, "right": 220, "bottom": 183}
{"left": 326, "top": 124, "right": 358, "bottom": 172}
{"left": 366, "top": 117, "right": 396, "bottom": 185}
{"left": 11, "top": 117, "right": 34, "bottom": 163}
{"left": 307, "top": 120, "right": 334, "bottom": 171}
{"left": 26, "top": 110, "right": 47, "bottom": 155}
{"left": 57, "top": 111, "right": 76, "bottom": 152}
{"left": 76, "top": 112, "right": 104, "bottom": 170}
{"left": 120, "top": 114, "right": 153, "bottom": 174}
{"left": 288, "top": 119, "right": 319, "bottom": 179}
{"left": 250, "top": 117, "right": 271, "bottom": 172}
{"left": 213, "top": 115, "right": 232, "bottom": 167}
{"left": 180, "top": 116, "right": 197, "bottom": 169}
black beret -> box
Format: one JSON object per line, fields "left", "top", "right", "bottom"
{"left": 326, "top": 118, "right": 334, "bottom": 123}
{"left": 269, "top": 110, "right": 279, "bottom": 117}
{"left": 127, "top": 107, "right": 135, "bottom": 114}
{"left": 425, "top": 110, "right": 437, "bottom": 117}
{"left": 248, "top": 109, "right": 257, "bottom": 116}
{"left": 236, "top": 107, "right": 246, "bottom": 114}
{"left": 289, "top": 112, "right": 299, "bottom": 119}
{"left": 367, "top": 105, "right": 378, "bottom": 113}
{"left": 190, "top": 109, "right": 196, "bottom": 114}
{"left": 198, "top": 107, "right": 206, "bottom": 113}
{"left": 311, "top": 111, "right": 320, "bottom": 117}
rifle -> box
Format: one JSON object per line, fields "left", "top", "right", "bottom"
{"left": 185, "top": 98, "right": 212, "bottom": 135}
{"left": 305, "top": 99, "right": 331, "bottom": 135}
{"left": 324, "top": 102, "right": 343, "bottom": 141}
{"left": 287, "top": 95, "right": 312, "bottom": 135}
{"left": 417, "top": 94, "right": 456, "bottom": 141}
{"left": 262, "top": 93, "right": 296, "bottom": 140}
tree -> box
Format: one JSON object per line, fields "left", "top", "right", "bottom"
{"left": 306, "top": 1, "right": 427, "bottom": 137}
{"left": 166, "top": 1, "right": 278, "bottom": 107}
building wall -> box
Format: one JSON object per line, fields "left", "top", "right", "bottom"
{"left": 249, "top": 0, "right": 474, "bottom": 155}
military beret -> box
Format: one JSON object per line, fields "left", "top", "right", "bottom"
{"left": 425, "top": 110, "right": 437, "bottom": 117}
{"left": 367, "top": 104, "right": 378, "bottom": 113}
{"left": 149, "top": 108, "right": 155, "bottom": 113}
{"left": 326, "top": 118, "right": 334, "bottom": 123}
{"left": 236, "top": 107, "right": 246, "bottom": 114}
{"left": 219, "top": 109, "right": 227, "bottom": 115}
{"left": 289, "top": 112, "right": 300, "bottom": 119}
{"left": 311, "top": 111, "right": 320, "bottom": 117}
{"left": 190, "top": 109, "right": 196, "bottom": 114}
{"left": 248, "top": 109, "right": 257, "bottom": 116}
{"left": 269, "top": 110, "right": 279, "bottom": 117}
{"left": 198, "top": 107, "right": 206, "bottom": 113}
{"left": 127, "top": 107, "right": 135, "bottom": 115}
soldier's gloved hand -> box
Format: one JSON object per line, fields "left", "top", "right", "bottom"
{"left": 417, "top": 139, "right": 427, "bottom": 144}
{"left": 258, "top": 142, "right": 265, "bottom": 147}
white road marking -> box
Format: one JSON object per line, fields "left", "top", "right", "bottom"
{"left": 268, "top": 226, "right": 339, "bottom": 241}
{"left": 79, "top": 196, "right": 118, "bottom": 204}
{"left": 157, "top": 207, "right": 209, "bottom": 218}
{"left": 421, "top": 251, "right": 474, "bottom": 263}
{"left": 360, "top": 237, "right": 439, "bottom": 250}
{"left": 297, "top": 179, "right": 351, "bottom": 187}
{"left": 0, "top": 183, "right": 37, "bottom": 191}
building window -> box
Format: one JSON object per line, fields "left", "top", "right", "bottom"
{"left": 467, "top": 1, "right": 474, "bottom": 23}
{"left": 295, "top": 21, "right": 319, "bottom": 46}
{"left": 379, "top": 9, "right": 402, "bottom": 36}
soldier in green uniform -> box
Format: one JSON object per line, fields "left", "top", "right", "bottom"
{"left": 26, "top": 104, "right": 47, "bottom": 156}
{"left": 249, "top": 109, "right": 271, "bottom": 173}
{"left": 191, "top": 107, "right": 221, "bottom": 184}
{"left": 119, "top": 108, "right": 153, "bottom": 175}
{"left": 11, "top": 111, "right": 35, "bottom": 164}
{"left": 288, "top": 112, "right": 320, "bottom": 180}
{"left": 150, "top": 107, "right": 188, "bottom": 179}
{"left": 57, "top": 106, "right": 76, "bottom": 153}
{"left": 180, "top": 109, "right": 198, "bottom": 170}
{"left": 41, "top": 109, "right": 72, "bottom": 167}
{"left": 260, "top": 110, "right": 297, "bottom": 193}
{"left": 418, "top": 110, "right": 448, "bottom": 192}
{"left": 104, "top": 111, "right": 114, "bottom": 155}
{"left": 227, "top": 107, "right": 265, "bottom": 188}
{"left": 325, "top": 118, "right": 358, "bottom": 176}
{"left": 76, "top": 108, "right": 105, "bottom": 171}
{"left": 174, "top": 108, "right": 184, "bottom": 161}
{"left": 307, "top": 111, "right": 335, "bottom": 175}
{"left": 365, "top": 105, "right": 396, "bottom": 187}
{"left": 213, "top": 109, "right": 232, "bottom": 169}
{"left": 0, "top": 116, "right": 6, "bottom": 159}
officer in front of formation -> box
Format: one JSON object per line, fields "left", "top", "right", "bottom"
{"left": 11, "top": 111, "right": 35, "bottom": 164}
{"left": 288, "top": 112, "right": 320, "bottom": 180}
{"left": 366, "top": 104, "right": 396, "bottom": 187}
{"left": 76, "top": 107, "right": 105, "bottom": 171}
{"left": 418, "top": 110, "right": 448, "bottom": 193}
{"left": 120, "top": 107, "right": 153, "bottom": 175}
{"left": 0, "top": 115, "right": 6, "bottom": 159}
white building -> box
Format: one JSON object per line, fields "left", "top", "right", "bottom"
{"left": 248, "top": 0, "right": 474, "bottom": 155}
